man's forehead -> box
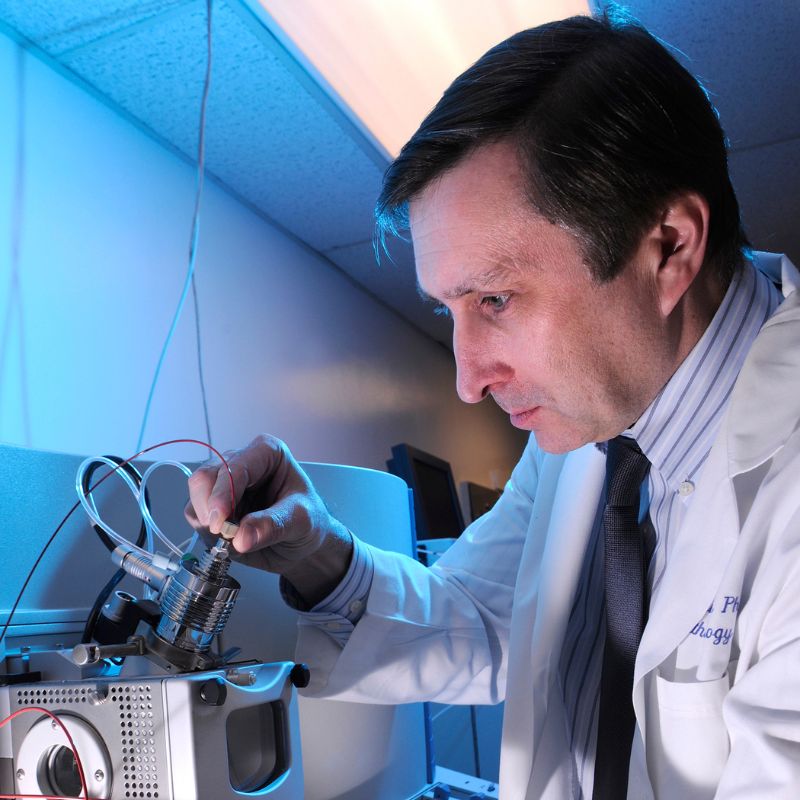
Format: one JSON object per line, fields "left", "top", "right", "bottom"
{"left": 411, "top": 207, "right": 516, "bottom": 299}
{"left": 409, "top": 141, "right": 524, "bottom": 224}
{"left": 409, "top": 158, "right": 525, "bottom": 273}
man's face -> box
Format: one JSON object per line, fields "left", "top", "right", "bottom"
{"left": 410, "top": 141, "right": 672, "bottom": 454}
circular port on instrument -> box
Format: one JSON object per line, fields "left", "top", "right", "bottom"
{"left": 40, "top": 745, "right": 82, "bottom": 797}
{"left": 16, "top": 713, "right": 112, "bottom": 799}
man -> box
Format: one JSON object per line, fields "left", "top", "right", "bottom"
{"left": 186, "top": 12, "right": 800, "bottom": 800}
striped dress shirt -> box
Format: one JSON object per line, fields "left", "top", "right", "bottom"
{"left": 559, "top": 261, "right": 781, "bottom": 798}
{"left": 281, "top": 531, "right": 375, "bottom": 645}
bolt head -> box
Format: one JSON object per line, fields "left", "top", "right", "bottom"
{"left": 51, "top": 720, "right": 59, "bottom": 729}
{"left": 16, "top": 768, "right": 25, "bottom": 780}
{"left": 94, "top": 769, "right": 105, "bottom": 781}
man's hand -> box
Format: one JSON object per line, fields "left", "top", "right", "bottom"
{"left": 184, "top": 434, "right": 353, "bottom": 606}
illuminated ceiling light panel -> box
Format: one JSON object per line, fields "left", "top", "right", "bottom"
{"left": 259, "top": 0, "right": 591, "bottom": 157}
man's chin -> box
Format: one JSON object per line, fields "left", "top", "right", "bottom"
{"left": 504, "top": 404, "right": 598, "bottom": 453}
{"left": 524, "top": 419, "right": 594, "bottom": 455}
{"left": 532, "top": 434, "right": 580, "bottom": 455}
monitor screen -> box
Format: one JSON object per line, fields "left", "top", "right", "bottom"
{"left": 413, "top": 459, "right": 464, "bottom": 539}
{"left": 387, "top": 444, "right": 464, "bottom": 541}
{"left": 466, "top": 482, "right": 503, "bottom": 522}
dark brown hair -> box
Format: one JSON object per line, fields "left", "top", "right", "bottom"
{"left": 376, "top": 12, "right": 748, "bottom": 282}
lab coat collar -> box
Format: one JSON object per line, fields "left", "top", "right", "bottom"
{"left": 726, "top": 253, "right": 800, "bottom": 475}
{"left": 752, "top": 250, "right": 800, "bottom": 296}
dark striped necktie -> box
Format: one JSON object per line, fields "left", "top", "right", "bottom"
{"left": 593, "top": 435, "right": 652, "bottom": 799}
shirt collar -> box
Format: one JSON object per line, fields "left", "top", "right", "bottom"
{"left": 625, "top": 263, "right": 780, "bottom": 491}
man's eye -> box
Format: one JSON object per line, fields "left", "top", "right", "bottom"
{"left": 433, "top": 304, "right": 451, "bottom": 318}
{"left": 480, "top": 294, "right": 510, "bottom": 312}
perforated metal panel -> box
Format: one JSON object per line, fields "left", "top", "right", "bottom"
{"left": 10, "top": 679, "right": 171, "bottom": 800}
{"left": 15, "top": 685, "right": 92, "bottom": 706}
{"left": 110, "top": 683, "right": 161, "bottom": 799}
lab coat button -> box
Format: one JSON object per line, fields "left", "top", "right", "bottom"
{"left": 325, "top": 622, "right": 341, "bottom": 630}
{"left": 349, "top": 600, "right": 364, "bottom": 614}
{"left": 678, "top": 480, "right": 695, "bottom": 497}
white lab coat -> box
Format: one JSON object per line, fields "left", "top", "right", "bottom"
{"left": 297, "top": 254, "right": 800, "bottom": 800}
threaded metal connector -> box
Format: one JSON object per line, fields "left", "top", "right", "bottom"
{"left": 111, "top": 546, "right": 172, "bottom": 590}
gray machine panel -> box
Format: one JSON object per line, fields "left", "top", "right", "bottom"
{"left": 0, "top": 443, "right": 431, "bottom": 800}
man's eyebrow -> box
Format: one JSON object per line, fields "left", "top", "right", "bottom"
{"left": 417, "top": 263, "right": 520, "bottom": 303}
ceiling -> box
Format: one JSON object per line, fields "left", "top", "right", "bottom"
{"left": 0, "top": 0, "right": 797, "bottom": 350}
{"left": 258, "top": 0, "right": 588, "bottom": 157}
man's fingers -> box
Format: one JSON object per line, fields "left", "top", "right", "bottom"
{"left": 186, "top": 434, "right": 307, "bottom": 538}
{"left": 233, "top": 495, "right": 312, "bottom": 554}
{"left": 206, "top": 465, "right": 243, "bottom": 533}
{"left": 186, "top": 461, "right": 220, "bottom": 529}
{"left": 186, "top": 449, "right": 246, "bottom": 532}
{"left": 184, "top": 500, "right": 201, "bottom": 528}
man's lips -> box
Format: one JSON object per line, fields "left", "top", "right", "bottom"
{"left": 509, "top": 407, "right": 541, "bottom": 427}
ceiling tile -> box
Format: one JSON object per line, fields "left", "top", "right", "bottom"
{"left": 325, "top": 238, "right": 454, "bottom": 348}
{"left": 620, "top": 0, "right": 800, "bottom": 150}
{"left": 0, "top": 0, "right": 187, "bottom": 55}
{"left": 44, "top": 0, "right": 386, "bottom": 251}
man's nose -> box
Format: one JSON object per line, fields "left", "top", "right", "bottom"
{"left": 454, "top": 322, "right": 507, "bottom": 404}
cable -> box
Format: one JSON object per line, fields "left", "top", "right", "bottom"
{"left": 80, "top": 568, "right": 126, "bottom": 646}
{"left": 191, "top": 276, "right": 212, "bottom": 454}
{"left": 469, "top": 704, "right": 482, "bottom": 778}
{"left": 136, "top": 0, "right": 214, "bottom": 452}
{"left": 0, "top": 706, "right": 89, "bottom": 800}
{"left": 75, "top": 457, "right": 154, "bottom": 560}
{"left": 76, "top": 446, "right": 229, "bottom": 562}
{"left": 80, "top": 456, "right": 148, "bottom": 553}
{"left": 138, "top": 460, "right": 193, "bottom": 558}
{"left": 79, "top": 456, "right": 149, "bottom": 644}
{"left": 191, "top": 0, "right": 214, "bottom": 454}
{"left": 0, "top": 794, "right": 85, "bottom": 799}
{"left": 0, "top": 499, "right": 79, "bottom": 650}
{"left": 187, "top": 0, "right": 215, "bottom": 456}
{"left": 0, "top": 793, "right": 92, "bottom": 798}
{"left": 0, "top": 438, "right": 236, "bottom": 648}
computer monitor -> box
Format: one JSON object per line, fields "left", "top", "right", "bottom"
{"left": 465, "top": 482, "right": 503, "bottom": 522}
{"left": 387, "top": 443, "right": 465, "bottom": 541}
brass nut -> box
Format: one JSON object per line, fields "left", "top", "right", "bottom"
{"left": 220, "top": 521, "right": 239, "bottom": 541}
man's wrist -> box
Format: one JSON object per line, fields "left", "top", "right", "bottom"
{"left": 280, "top": 533, "right": 374, "bottom": 637}
{"left": 281, "top": 522, "right": 354, "bottom": 607}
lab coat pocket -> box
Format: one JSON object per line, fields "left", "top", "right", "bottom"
{"left": 650, "top": 673, "right": 730, "bottom": 800}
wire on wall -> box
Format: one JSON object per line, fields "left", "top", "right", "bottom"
{"left": 192, "top": 272, "right": 212, "bottom": 452}
{"left": 136, "top": 0, "right": 215, "bottom": 453}
{"left": 0, "top": 45, "right": 32, "bottom": 446}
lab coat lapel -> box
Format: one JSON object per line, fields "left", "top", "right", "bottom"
{"left": 634, "top": 441, "right": 740, "bottom": 692}
{"left": 502, "top": 445, "right": 605, "bottom": 798}
{"left": 526, "top": 445, "right": 605, "bottom": 757}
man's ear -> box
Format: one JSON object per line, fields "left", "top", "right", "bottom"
{"left": 649, "top": 192, "right": 710, "bottom": 317}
